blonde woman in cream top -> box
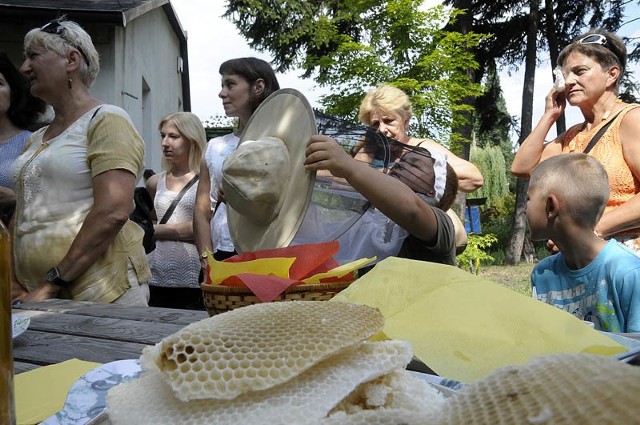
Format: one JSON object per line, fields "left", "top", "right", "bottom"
{"left": 11, "top": 18, "right": 149, "bottom": 304}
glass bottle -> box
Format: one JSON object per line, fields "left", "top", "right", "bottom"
{"left": 0, "top": 220, "right": 15, "bottom": 424}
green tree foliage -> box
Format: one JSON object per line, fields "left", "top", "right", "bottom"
{"left": 223, "top": 0, "right": 485, "bottom": 145}
{"left": 203, "top": 114, "right": 237, "bottom": 140}
{"left": 473, "top": 64, "right": 516, "bottom": 162}
{"left": 203, "top": 114, "right": 236, "bottom": 129}
{"left": 445, "top": 0, "right": 631, "bottom": 264}
{"left": 469, "top": 145, "right": 510, "bottom": 209}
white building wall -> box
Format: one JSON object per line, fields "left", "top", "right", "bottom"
{"left": 116, "top": 8, "right": 185, "bottom": 174}
{"left": 90, "top": 26, "right": 117, "bottom": 106}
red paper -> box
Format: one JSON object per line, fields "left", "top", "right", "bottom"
{"left": 224, "top": 273, "right": 298, "bottom": 303}
{"left": 223, "top": 241, "right": 340, "bottom": 280}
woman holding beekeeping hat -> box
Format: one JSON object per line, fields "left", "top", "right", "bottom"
{"left": 193, "top": 57, "right": 280, "bottom": 277}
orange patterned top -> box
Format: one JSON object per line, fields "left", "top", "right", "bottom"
{"left": 562, "top": 104, "right": 640, "bottom": 236}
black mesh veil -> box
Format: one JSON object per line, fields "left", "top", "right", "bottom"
{"left": 292, "top": 110, "right": 442, "bottom": 249}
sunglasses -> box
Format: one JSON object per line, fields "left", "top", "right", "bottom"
{"left": 40, "top": 19, "right": 91, "bottom": 68}
{"left": 576, "top": 34, "right": 608, "bottom": 46}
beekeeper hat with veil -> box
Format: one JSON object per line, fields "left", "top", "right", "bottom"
{"left": 221, "top": 88, "right": 450, "bottom": 264}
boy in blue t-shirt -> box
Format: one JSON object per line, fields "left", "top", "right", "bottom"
{"left": 526, "top": 153, "right": 640, "bottom": 332}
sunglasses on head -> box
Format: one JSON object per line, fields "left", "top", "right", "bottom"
{"left": 576, "top": 34, "right": 608, "bottom": 46}
{"left": 40, "top": 19, "right": 90, "bottom": 68}
{"left": 574, "top": 33, "right": 625, "bottom": 71}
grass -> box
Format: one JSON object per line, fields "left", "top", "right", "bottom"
{"left": 475, "top": 262, "right": 534, "bottom": 297}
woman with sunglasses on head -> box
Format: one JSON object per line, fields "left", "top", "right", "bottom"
{"left": 512, "top": 29, "right": 640, "bottom": 253}
{"left": 145, "top": 113, "right": 206, "bottom": 309}
{"left": 0, "top": 52, "right": 47, "bottom": 226}
{"left": 9, "top": 18, "right": 151, "bottom": 305}
{"left": 193, "top": 57, "right": 279, "bottom": 276}
{"left": 357, "top": 84, "right": 484, "bottom": 193}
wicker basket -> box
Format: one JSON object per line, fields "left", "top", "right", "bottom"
{"left": 200, "top": 281, "right": 353, "bottom": 316}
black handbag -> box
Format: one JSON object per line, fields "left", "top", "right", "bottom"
{"left": 130, "top": 187, "right": 156, "bottom": 254}
{"left": 130, "top": 175, "right": 199, "bottom": 254}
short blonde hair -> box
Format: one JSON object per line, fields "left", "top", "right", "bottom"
{"left": 358, "top": 84, "right": 413, "bottom": 125}
{"left": 24, "top": 19, "right": 100, "bottom": 87}
{"left": 529, "top": 153, "right": 609, "bottom": 228}
{"left": 158, "top": 112, "right": 207, "bottom": 174}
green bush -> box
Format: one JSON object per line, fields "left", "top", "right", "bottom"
{"left": 457, "top": 233, "right": 498, "bottom": 274}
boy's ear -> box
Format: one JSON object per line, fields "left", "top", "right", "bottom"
{"left": 546, "top": 194, "right": 560, "bottom": 218}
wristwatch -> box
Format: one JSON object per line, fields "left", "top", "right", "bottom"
{"left": 46, "top": 267, "right": 72, "bottom": 288}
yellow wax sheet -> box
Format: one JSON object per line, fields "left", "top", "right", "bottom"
{"left": 302, "top": 257, "right": 376, "bottom": 284}
{"left": 331, "top": 257, "right": 627, "bottom": 383}
{"left": 15, "top": 358, "right": 100, "bottom": 425}
{"left": 209, "top": 257, "right": 296, "bottom": 285}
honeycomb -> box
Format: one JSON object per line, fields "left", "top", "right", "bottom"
{"left": 108, "top": 299, "right": 640, "bottom": 424}
{"left": 107, "top": 340, "right": 413, "bottom": 425}
{"left": 331, "top": 369, "right": 446, "bottom": 416}
{"left": 320, "top": 409, "right": 435, "bottom": 425}
{"left": 436, "top": 353, "right": 640, "bottom": 425}
{"left": 140, "top": 301, "right": 385, "bottom": 401}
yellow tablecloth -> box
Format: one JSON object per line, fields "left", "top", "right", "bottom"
{"left": 15, "top": 359, "right": 100, "bottom": 425}
{"left": 332, "top": 257, "right": 627, "bottom": 382}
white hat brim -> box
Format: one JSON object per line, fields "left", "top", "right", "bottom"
{"left": 226, "top": 88, "right": 317, "bottom": 253}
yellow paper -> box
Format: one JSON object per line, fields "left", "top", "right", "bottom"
{"left": 15, "top": 359, "right": 101, "bottom": 425}
{"left": 208, "top": 257, "right": 296, "bottom": 285}
{"left": 331, "top": 257, "right": 626, "bottom": 383}
{"left": 302, "top": 257, "right": 376, "bottom": 284}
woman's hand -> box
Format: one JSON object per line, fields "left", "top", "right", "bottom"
{"left": 544, "top": 88, "right": 567, "bottom": 120}
{"left": 153, "top": 221, "right": 195, "bottom": 242}
{"left": 511, "top": 90, "right": 566, "bottom": 177}
{"left": 18, "top": 282, "right": 60, "bottom": 303}
{"left": 11, "top": 279, "right": 28, "bottom": 302}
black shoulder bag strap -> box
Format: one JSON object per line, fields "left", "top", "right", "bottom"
{"left": 583, "top": 110, "right": 624, "bottom": 154}
{"left": 90, "top": 106, "right": 102, "bottom": 121}
{"left": 159, "top": 175, "right": 199, "bottom": 225}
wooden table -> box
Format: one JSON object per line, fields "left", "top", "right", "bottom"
{"left": 12, "top": 299, "right": 209, "bottom": 374}
{"left": 12, "top": 300, "right": 640, "bottom": 376}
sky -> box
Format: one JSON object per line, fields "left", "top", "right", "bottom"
{"left": 170, "top": 0, "right": 640, "bottom": 142}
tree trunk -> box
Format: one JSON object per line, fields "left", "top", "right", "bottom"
{"left": 449, "top": 0, "right": 474, "bottom": 162}
{"left": 544, "top": 0, "right": 566, "bottom": 134}
{"left": 507, "top": 177, "right": 530, "bottom": 264}
{"left": 506, "top": 0, "right": 539, "bottom": 265}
